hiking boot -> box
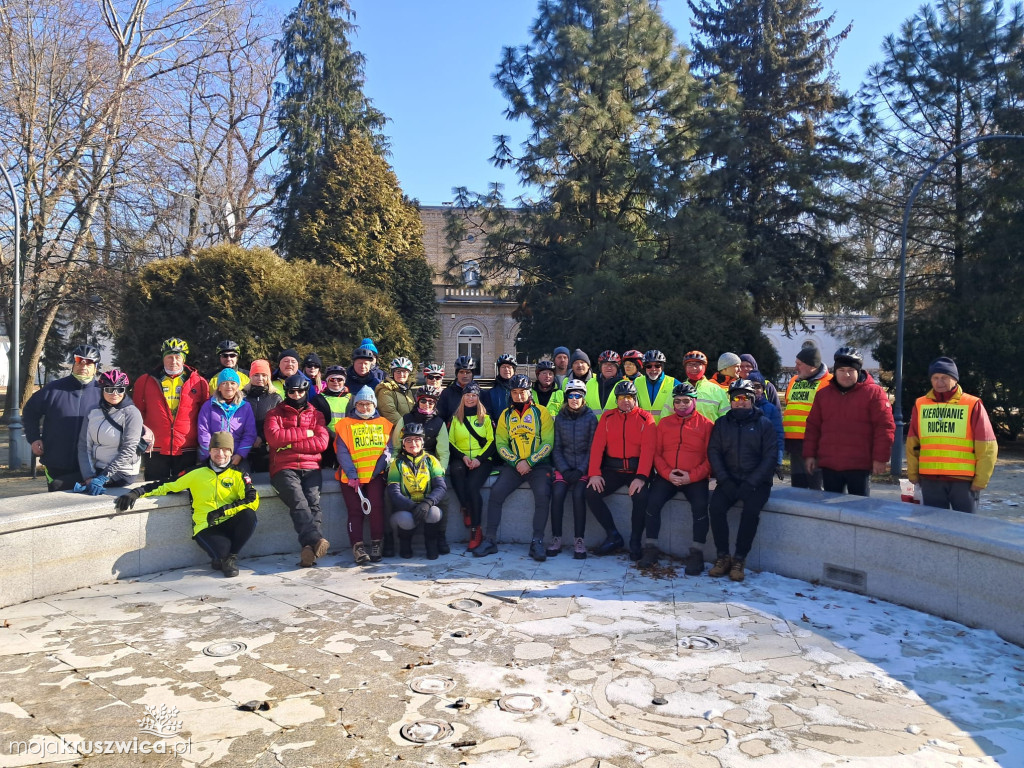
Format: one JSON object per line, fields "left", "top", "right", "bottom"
{"left": 472, "top": 538, "right": 498, "bottom": 557}
{"left": 467, "top": 526, "right": 484, "bottom": 551}
{"left": 435, "top": 527, "right": 451, "bottom": 555}
{"left": 684, "top": 547, "right": 704, "bottom": 576}
{"left": 462, "top": 506, "right": 471, "bottom": 527}
{"left": 529, "top": 538, "right": 547, "bottom": 562}
{"left": 729, "top": 558, "right": 746, "bottom": 582}
{"left": 424, "top": 524, "right": 440, "bottom": 560}
{"left": 210, "top": 558, "right": 222, "bottom": 571}
{"left": 369, "top": 540, "right": 383, "bottom": 562}
{"left": 636, "top": 546, "right": 660, "bottom": 569}
{"left": 382, "top": 530, "right": 396, "bottom": 558}
{"left": 221, "top": 554, "right": 239, "bottom": 578}
{"left": 595, "top": 530, "right": 624, "bottom": 556}
{"left": 708, "top": 554, "right": 732, "bottom": 578}
{"left": 352, "top": 542, "right": 370, "bottom": 565}
{"left": 315, "top": 538, "right": 330, "bottom": 559}
{"left": 299, "top": 545, "right": 316, "bottom": 568}
{"left": 545, "top": 536, "right": 562, "bottom": 558}
{"left": 398, "top": 530, "right": 414, "bottom": 559}
{"left": 628, "top": 537, "right": 643, "bottom": 562}
{"left": 573, "top": 537, "right": 587, "bottom": 560}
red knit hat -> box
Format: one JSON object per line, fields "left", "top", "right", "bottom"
{"left": 250, "top": 359, "right": 271, "bottom": 376}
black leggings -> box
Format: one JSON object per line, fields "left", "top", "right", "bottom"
{"left": 448, "top": 459, "right": 491, "bottom": 527}
{"left": 551, "top": 476, "right": 587, "bottom": 538}
{"left": 194, "top": 508, "right": 257, "bottom": 561}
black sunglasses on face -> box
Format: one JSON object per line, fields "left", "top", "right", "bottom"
{"left": 103, "top": 386, "right": 126, "bottom": 395}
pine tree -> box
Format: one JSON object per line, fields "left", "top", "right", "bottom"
{"left": 689, "top": 0, "right": 858, "bottom": 326}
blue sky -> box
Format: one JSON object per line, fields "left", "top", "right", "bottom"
{"left": 335, "top": 0, "right": 925, "bottom": 205}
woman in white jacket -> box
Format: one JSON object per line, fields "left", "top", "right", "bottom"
{"left": 77, "top": 369, "right": 145, "bottom": 494}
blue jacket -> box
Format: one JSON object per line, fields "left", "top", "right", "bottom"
{"left": 756, "top": 397, "right": 785, "bottom": 465}
{"left": 23, "top": 375, "right": 102, "bottom": 471}
{"left": 553, "top": 406, "right": 598, "bottom": 475}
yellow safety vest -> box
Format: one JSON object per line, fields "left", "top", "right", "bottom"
{"left": 636, "top": 375, "right": 676, "bottom": 423}
{"left": 783, "top": 374, "right": 832, "bottom": 439}
{"left": 322, "top": 393, "right": 350, "bottom": 433}
{"left": 916, "top": 394, "right": 979, "bottom": 478}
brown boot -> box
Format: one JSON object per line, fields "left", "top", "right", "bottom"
{"left": 352, "top": 542, "right": 370, "bottom": 565}
{"left": 729, "top": 558, "right": 746, "bottom": 582}
{"left": 708, "top": 554, "right": 732, "bottom": 578}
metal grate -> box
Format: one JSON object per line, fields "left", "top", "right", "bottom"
{"left": 822, "top": 564, "right": 867, "bottom": 593}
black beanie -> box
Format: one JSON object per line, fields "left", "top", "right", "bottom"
{"left": 570, "top": 348, "right": 591, "bottom": 367}
{"left": 796, "top": 346, "right": 821, "bottom": 368}
{"left": 279, "top": 348, "right": 300, "bottom": 364}
{"left": 928, "top": 356, "right": 959, "bottom": 382}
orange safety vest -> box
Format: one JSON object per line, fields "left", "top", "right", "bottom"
{"left": 335, "top": 416, "right": 393, "bottom": 483}
{"left": 916, "top": 393, "right": 979, "bottom": 478}
{"left": 783, "top": 374, "right": 832, "bottom": 439}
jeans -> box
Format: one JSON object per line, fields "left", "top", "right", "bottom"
{"left": 485, "top": 464, "right": 552, "bottom": 539}
{"left": 271, "top": 468, "right": 324, "bottom": 548}
{"left": 709, "top": 481, "right": 771, "bottom": 560}
{"left": 551, "top": 476, "right": 587, "bottom": 538}
{"left": 194, "top": 508, "right": 258, "bottom": 561}
{"left": 645, "top": 476, "right": 710, "bottom": 543}
{"left": 821, "top": 468, "right": 870, "bottom": 497}
{"left": 448, "top": 459, "right": 491, "bottom": 527}
{"left": 585, "top": 471, "right": 649, "bottom": 541}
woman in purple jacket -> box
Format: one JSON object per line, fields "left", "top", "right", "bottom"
{"left": 197, "top": 369, "right": 257, "bottom": 469}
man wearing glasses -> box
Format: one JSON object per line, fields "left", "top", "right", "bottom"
{"left": 635, "top": 349, "right": 676, "bottom": 424}
{"left": 23, "top": 343, "right": 103, "bottom": 491}
{"left": 437, "top": 357, "right": 481, "bottom": 423}
{"left": 209, "top": 340, "right": 249, "bottom": 390}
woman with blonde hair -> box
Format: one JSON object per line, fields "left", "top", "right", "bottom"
{"left": 446, "top": 381, "right": 494, "bottom": 551}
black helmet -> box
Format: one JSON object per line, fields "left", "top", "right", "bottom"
{"left": 728, "top": 379, "right": 756, "bottom": 399}
{"left": 72, "top": 344, "right": 101, "bottom": 363}
{"left": 510, "top": 374, "right": 532, "bottom": 390}
{"left": 402, "top": 421, "right": 426, "bottom": 439}
{"left": 352, "top": 347, "right": 376, "bottom": 361}
{"left": 284, "top": 373, "right": 309, "bottom": 391}
{"left": 643, "top": 349, "right": 667, "bottom": 366}
{"left": 535, "top": 360, "right": 556, "bottom": 372}
{"left": 216, "top": 340, "right": 240, "bottom": 355}
{"left": 672, "top": 381, "right": 697, "bottom": 398}
{"left": 614, "top": 379, "right": 638, "bottom": 397}
{"left": 833, "top": 346, "right": 863, "bottom": 371}
{"left": 454, "top": 355, "right": 475, "bottom": 372}
{"left": 496, "top": 353, "right": 517, "bottom": 368}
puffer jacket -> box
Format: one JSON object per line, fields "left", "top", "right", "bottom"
{"left": 708, "top": 407, "right": 777, "bottom": 488}
{"left": 588, "top": 407, "right": 657, "bottom": 479}
{"left": 486, "top": 376, "right": 514, "bottom": 421}
{"left": 653, "top": 409, "right": 713, "bottom": 481}
{"left": 133, "top": 364, "right": 210, "bottom": 455}
{"left": 197, "top": 395, "right": 257, "bottom": 460}
{"left": 244, "top": 386, "right": 282, "bottom": 441}
{"left": 803, "top": 374, "right": 895, "bottom": 472}
{"left": 264, "top": 401, "right": 329, "bottom": 475}
{"left": 23, "top": 375, "right": 102, "bottom": 471}
{"left": 553, "top": 406, "right": 598, "bottom": 475}
{"left": 376, "top": 378, "right": 416, "bottom": 424}
{"left": 77, "top": 399, "right": 144, "bottom": 482}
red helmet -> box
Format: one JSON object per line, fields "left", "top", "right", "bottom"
{"left": 598, "top": 350, "right": 621, "bottom": 365}
{"left": 621, "top": 350, "right": 644, "bottom": 367}
{"left": 683, "top": 350, "right": 708, "bottom": 366}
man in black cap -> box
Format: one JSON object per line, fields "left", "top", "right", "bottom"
{"left": 782, "top": 345, "right": 832, "bottom": 490}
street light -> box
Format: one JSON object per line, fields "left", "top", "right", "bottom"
{"left": 890, "top": 134, "right": 1024, "bottom": 477}
{"left": 1, "top": 163, "right": 25, "bottom": 469}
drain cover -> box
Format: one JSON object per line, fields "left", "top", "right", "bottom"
{"left": 449, "top": 598, "right": 483, "bottom": 611}
{"left": 678, "top": 635, "right": 720, "bottom": 651}
{"left": 400, "top": 719, "right": 454, "bottom": 743}
{"left": 202, "top": 641, "right": 247, "bottom": 657}
{"left": 498, "top": 693, "right": 542, "bottom": 713}
{"left": 409, "top": 676, "right": 456, "bottom": 694}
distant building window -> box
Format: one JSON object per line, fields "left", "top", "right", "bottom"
{"left": 458, "top": 326, "right": 482, "bottom": 375}
{"left": 462, "top": 260, "right": 480, "bottom": 287}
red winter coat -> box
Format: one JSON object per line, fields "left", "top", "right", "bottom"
{"left": 654, "top": 410, "right": 714, "bottom": 482}
{"left": 264, "top": 401, "right": 330, "bottom": 475}
{"left": 588, "top": 407, "right": 657, "bottom": 479}
{"left": 133, "top": 365, "right": 210, "bottom": 456}
{"left": 803, "top": 377, "right": 895, "bottom": 472}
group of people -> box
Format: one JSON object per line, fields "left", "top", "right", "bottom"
{"left": 22, "top": 336, "right": 996, "bottom": 581}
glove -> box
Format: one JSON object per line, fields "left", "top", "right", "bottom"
{"left": 412, "top": 502, "right": 431, "bottom": 524}
{"left": 114, "top": 490, "right": 142, "bottom": 512}
{"left": 87, "top": 476, "right": 109, "bottom": 496}
{"left": 207, "top": 505, "right": 232, "bottom": 527}
{"left": 563, "top": 469, "right": 583, "bottom": 485}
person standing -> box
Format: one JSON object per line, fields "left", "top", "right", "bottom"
{"left": 635, "top": 350, "right": 676, "bottom": 423}
{"left": 376, "top": 357, "right": 416, "bottom": 424}
{"left": 311, "top": 365, "right": 350, "bottom": 469}
{"left": 196, "top": 370, "right": 256, "bottom": 468}
{"left": 346, "top": 346, "right": 386, "bottom": 393}
{"left": 707, "top": 380, "right": 778, "bottom": 582}
{"left": 803, "top": 348, "right": 895, "bottom": 496}
{"left": 438, "top": 357, "right": 477, "bottom": 423}
{"left": 532, "top": 360, "right": 565, "bottom": 416}
{"left": 77, "top": 369, "right": 144, "bottom": 493}
{"left": 738, "top": 353, "right": 782, "bottom": 411}
{"left": 265, "top": 373, "right": 331, "bottom": 566}
{"left": 620, "top": 350, "right": 645, "bottom": 382}
{"left": 906, "top": 357, "right": 997, "bottom": 513}
{"left": 711, "top": 352, "right": 742, "bottom": 390}
{"left": 782, "top": 346, "right": 832, "bottom": 490}
{"left": 24, "top": 343, "right": 103, "bottom": 491}
{"left": 565, "top": 349, "right": 594, "bottom": 390}
{"left": 676, "top": 350, "right": 729, "bottom": 422}
{"left": 302, "top": 353, "right": 325, "bottom": 394}
{"left": 133, "top": 338, "right": 210, "bottom": 481}
{"left": 271, "top": 349, "right": 305, "bottom": 398}
{"left": 485, "top": 353, "right": 518, "bottom": 420}
{"left": 244, "top": 360, "right": 281, "bottom": 474}
{"left": 552, "top": 378, "right": 598, "bottom": 559}
{"left": 209, "top": 340, "right": 249, "bottom": 390}
{"left": 552, "top": 346, "right": 572, "bottom": 387}
{"left": 587, "top": 350, "right": 623, "bottom": 413}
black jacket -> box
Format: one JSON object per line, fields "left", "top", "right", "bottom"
{"left": 23, "top": 375, "right": 102, "bottom": 471}
{"left": 708, "top": 407, "right": 777, "bottom": 488}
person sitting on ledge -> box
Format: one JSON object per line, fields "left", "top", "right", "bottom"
{"left": 114, "top": 432, "right": 259, "bottom": 578}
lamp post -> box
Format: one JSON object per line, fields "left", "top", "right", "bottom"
{"left": 890, "top": 134, "right": 1024, "bottom": 477}
{"left": 1, "top": 163, "right": 25, "bottom": 469}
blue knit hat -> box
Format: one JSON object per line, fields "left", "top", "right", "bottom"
{"left": 218, "top": 369, "right": 240, "bottom": 385}
{"left": 928, "top": 357, "right": 959, "bottom": 382}
{"left": 554, "top": 346, "right": 570, "bottom": 358}
{"left": 360, "top": 338, "right": 379, "bottom": 355}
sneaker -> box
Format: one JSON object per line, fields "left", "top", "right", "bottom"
{"left": 729, "top": 558, "right": 746, "bottom": 582}
{"left": 573, "top": 537, "right": 587, "bottom": 560}
{"left": 369, "top": 540, "right": 383, "bottom": 562}
{"left": 472, "top": 538, "right": 498, "bottom": 557}
{"left": 595, "top": 531, "right": 624, "bottom": 556}
{"left": 684, "top": 547, "right": 704, "bottom": 576}
{"left": 529, "top": 538, "right": 547, "bottom": 562}
{"left": 352, "top": 542, "right": 370, "bottom": 565}
{"left": 628, "top": 538, "right": 643, "bottom": 561}
{"left": 221, "top": 554, "right": 239, "bottom": 578}
{"left": 545, "top": 536, "right": 562, "bottom": 558}
{"left": 462, "top": 506, "right": 471, "bottom": 527}
{"left": 636, "top": 546, "right": 660, "bottom": 569}
{"left": 708, "top": 554, "right": 732, "bottom": 578}
{"left": 467, "top": 526, "right": 484, "bottom": 551}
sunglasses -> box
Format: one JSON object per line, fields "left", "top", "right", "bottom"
{"left": 103, "top": 386, "right": 126, "bottom": 395}
{"left": 566, "top": 393, "right": 584, "bottom": 400}
{"left": 418, "top": 398, "right": 438, "bottom": 405}
{"left": 425, "top": 374, "right": 443, "bottom": 380}
{"left": 304, "top": 363, "right": 319, "bottom": 368}
{"left": 730, "top": 394, "right": 752, "bottom": 401}
{"left": 220, "top": 352, "right": 238, "bottom": 358}
{"left": 326, "top": 376, "right": 345, "bottom": 384}
{"left": 74, "top": 356, "right": 98, "bottom": 365}
{"left": 286, "top": 387, "right": 306, "bottom": 394}
{"left": 645, "top": 363, "right": 663, "bottom": 369}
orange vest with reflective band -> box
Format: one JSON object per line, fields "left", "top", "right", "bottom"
{"left": 783, "top": 374, "right": 832, "bottom": 439}
{"left": 335, "top": 417, "right": 392, "bottom": 483}
{"left": 916, "top": 394, "right": 978, "bottom": 478}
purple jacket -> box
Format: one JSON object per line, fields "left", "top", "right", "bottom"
{"left": 197, "top": 396, "right": 257, "bottom": 460}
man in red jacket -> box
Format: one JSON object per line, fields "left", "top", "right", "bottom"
{"left": 585, "top": 379, "right": 657, "bottom": 559}
{"left": 133, "top": 338, "right": 210, "bottom": 480}
{"left": 638, "top": 382, "right": 715, "bottom": 573}
{"left": 803, "top": 348, "right": 895, "bottom": 497}
{"left": 265, "top": 374, "right": 331, "bottom": 566}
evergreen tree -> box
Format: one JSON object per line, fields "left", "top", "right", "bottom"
{"left": 689, "top": 0, "right": 858, "bottom": 326}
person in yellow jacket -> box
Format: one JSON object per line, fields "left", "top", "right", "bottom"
{"left": 335, "top": 387, "right": 393, "bottom": 565}
{"left": 906, "top": 357, "right": 997, "bottom": 513}
{"left": 475, "top": 375, "right": 555, "bottom": 558}
{"left": 209, "top": 340, "right": 250, "bottom": 391}
{"left": 387, "top": 422, "right": 448, "bottom": 559}
{"left": 677, "top": 350, "right": 729, "bottom": 422}
{"left": 782, "top": 346, "right": 832, "bottom": 490}
{"left": 114, "top": 432, "right": 258, "bottom": 578}
{"left": 635, "top": 350, "right": 676, "bottom": 422}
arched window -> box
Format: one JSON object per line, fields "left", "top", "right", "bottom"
{"left": 457, "top": 326, "right": 482, "bottom": 374}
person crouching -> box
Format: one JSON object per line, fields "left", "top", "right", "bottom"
{"left": 387, "top": 422, "right": 448, "bottom": 560}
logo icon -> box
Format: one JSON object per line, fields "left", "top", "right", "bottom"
{"left": 137, "top": 704, "right": 183, "bottom": 738}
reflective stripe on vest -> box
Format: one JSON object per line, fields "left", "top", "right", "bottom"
{"left": 338, "top": 417, "right": 392, "bottom": 482}
{"left": 322, "top": 394, "right": 349, "bottom": 432}
{"left": 783, "top": 376, "right": 828, "bottom": 439}
{"left": 916, "top": 394, "right": 978, "bottom": 478}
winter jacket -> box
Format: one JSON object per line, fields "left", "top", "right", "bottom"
{"left": 637, "top": 373, "right": 677, "bottom": 423}
{"left": 756, "top": 397, "right": 785, "bottom": 465}
{"left": 138, "top": 463, "right": 259, "bottom": 537}
{"left": 783, "top": 364, "right": 832, "bottom": 441}
{"left": 495, "top": 402, "right": 554, "bottom": 467}
{"left": 532, "top": 385, "right": 565, "bottom": 418}
{"left": 708, "top": 407, "right": 777, "bottom": 488}
{"left": 244, "top": 386, "right": 282, "bottom": 440}
{"left": 392, "top": 411, "right": 450, "bottom": 470}
{"left": 448, "top": 412, "right": 496, "bottom": 463}
{"left": 669, "top": 377, "right": 729, "bottom": 423}
{"left": 438, "top": 381, "right": 475, "bottom": 423}
{"left": 77, "top": 399, "right": 143, "bottom": 483}
{"left": 803, "top": 374, "right": 895, "bottom": 472}
{"left": 553, "top": 406, "right": 598, "bottom": 476}
{"left": 486, "top": 375, "right": 514, "bottom": 421}
{"left": 264, "top": 401, "right": 329, "bottom": 475}
{"left": 376, "top": 378, "right": 415, "bottom": 424}
{"left": 906, "top": 384, "right": 998, "bottom": 488}
{"left": 387, "top": 450, "right": 448, "bottom": 509}
{"left": 587, "top": 374, "right": 622, "bottom": 413}
{"left": 23, "top": 375, "right": 102, "bottom": 471}
{"left": 311, "top": 391, "right": 350, "bottom": 434}
{"left": 133, "top": 365, "right": 210, "bottom": 456}
{"left": 197, "top": 395, "right": 257, "bottom": 461}
{"left": 335, "top": 414, "right": 393, "bottom": 484}
{"left": 588, "top": 407, "right": 657, "bottom": 479}
{"left": 345, "top": 365, "right": 386, "bottom": 395}
{"left": 653, "top": 409, "right": 713, "bottom": 481}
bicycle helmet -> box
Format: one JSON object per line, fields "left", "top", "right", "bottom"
{"left": 509, "top": 374, "right": 532, "bottom": 390}
{"left": 391, "top": 356, "right": 414, "bottom": 372}
{"left": 98, "top": 369, "right": 130, "bottom": 388}
{"left": 284, "top": 373, "right": 309, "bottom": 391}
{"left": 833, "top": 346, "right": 864, "bottom": 370}
{"left": 598, "top": 350, "right": 621, "bottom": 365}
{"left": 216, "top": 340, "right": 240, "bottom": 355}
{"left": 728, "top": 379, "right": 756, "bottom": 399}
{"left": 614, "top": 379, "right": 638, "bottom": 397}
{"left": 622, "top": 350, "right": 644, "bottom": 368}
{"left": 496, "top": 353, "right": 517, "bottom": 368}
{"left": 416, "top": 385, "right": 442, "bottom": 401}
{"left": 672, "top": 381, "right": 697, "bottom": 399}
{"left": 402, "top": 421, "right": 426, "bottom": 438}
{"left": 643, "top": 349, "right": 667, "bottom": 366}
{"left": 161, "top": 337, "right": 189, "bottom": 357}
{"left": 683, "top": 350, "right": 708, "bottom": 366}
{"left": 352, "top": 347, "right": 375, "bottom": 361}
{"left": 565, "top": 378, "right": 587, "bottom": 396}
{"left": 72, "top": 344, "right": 101, "bottom": 363}
{"left": 454, "top": 355, "right": 475, "bottom": 372}
{"left": 423, "top": 362, "right": 445, "bottom": 377}
{"left": 535, "top": 360, "right": 556, "bottom": 372}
